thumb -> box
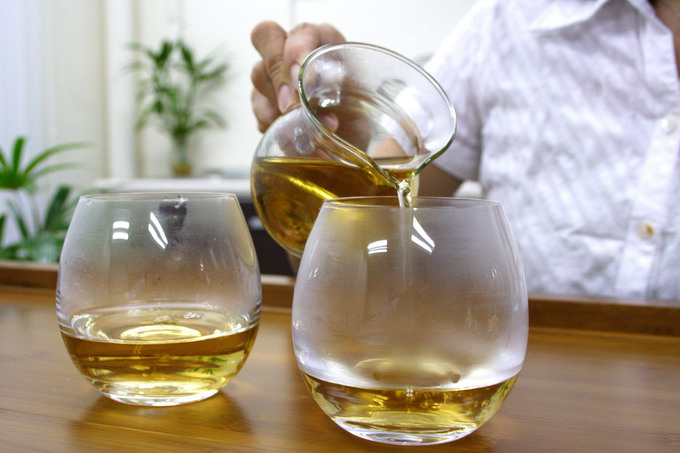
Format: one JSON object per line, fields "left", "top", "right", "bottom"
{"left": 251, "top": 21, "right": 293, "bottom": 112}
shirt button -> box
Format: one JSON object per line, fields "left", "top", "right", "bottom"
{"left": 637, "top": 221, "right": 655, "bottom": 240}
{"left": 661, "top": 114, "right": 678, "bottom": 134}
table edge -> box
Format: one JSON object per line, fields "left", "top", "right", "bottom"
{"left": 1, "top": 260, "right": 677, "bottom": 336}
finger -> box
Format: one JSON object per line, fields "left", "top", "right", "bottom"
{"left": 251, "top": 21, "right": 290, "bottom": 111}
{"left": 316, "top": 23, "right": 346, "bottom": 46}
{"left": 283, "top": 23, "right": 345, "bottom": 67}
{"left": 251, "top": 60, "right": 277, "bottom": 106}
{"left": 270, "top": 23, "right": 324, "bottom": 113}
{"left": 251, "top": 88, "right": 281, "bottom": 133}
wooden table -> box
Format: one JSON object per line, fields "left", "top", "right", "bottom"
{"left": 1, "top": 264, "right": 679, "bottom": 452}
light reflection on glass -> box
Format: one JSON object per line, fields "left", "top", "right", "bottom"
{"left": 112, "top": 220, "right": 130, "bottom": 241}
{"left": 148, "top": 212, "right": 168, "bottom": 249}
{"left": 366, "top": 218, "right": 435, "bottom": 255}
{"left": 367, "top": 239, "right": 388, "bottom": 255}
{"left": 411, "top": 217, "right": 435, "bottom": 254}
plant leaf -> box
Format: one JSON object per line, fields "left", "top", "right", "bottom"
{"left": 125, "top": 61, "right": 146, "bottom": 73}
{"left": 2, "top": 233, "right": 64, "bottom": 263}
{"left": 198, "top": 63, "right": 228, "bottom": 81}
{"left": 127, "top": 41, "right": 146, "bottom": 52}
{"left": 179, "top": 42, "right": 195, "bottom": 70}
{"left": 8, "top": 199, "right": 30, "bottom": 239}
{"left": 0, "top": 243, "right": 19, "bottom": 260}
{"left": 43, "top": 186, "right": 72, "bottom": 232}
{"left": 201, "top": 109, "right": 226, "bottom": 128}
{"left": 28, "top": 163, "right": 80, "bottom": 187}
{"left": 0, "top": 171, "right": 28, "bottom": 190}
{"left": 130, "top": 38, "right": 228, "bottom": 139}
{"left": 11, "top": 137, "right": 26, "bottom": 172}
{"left": 23, "top": 142, "right": 88, "bottom": 176}
{"left": 0, "top": 214, "right": 5, "bottom": 245}
{"left": 157, "top": 40, "right": 174, "bottom": 66}
{"left": 0, "top": 144, "right": 8, "bottom": 169}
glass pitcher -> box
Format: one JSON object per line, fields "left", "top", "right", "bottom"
{"left": 251, "top": 42, "right": 457, "bottom": 257}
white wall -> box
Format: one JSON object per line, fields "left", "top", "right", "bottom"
{"left": 292, "top": 0, "right": 476, "bottom": 63}
{"left": 43, "top": 0, "right": 108, "bottom": 185}
{"left": 0, "top": 0, "right": 45, "bottom": 244}
{"left": 0, "top": 0, "right": 44, "bottom": 150}
{"left": 4, "top": 0, "right": 479, "bottom": 187}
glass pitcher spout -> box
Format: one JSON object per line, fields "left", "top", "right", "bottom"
{"left": 251, "top": 42, "right": 457, "bottom": 257}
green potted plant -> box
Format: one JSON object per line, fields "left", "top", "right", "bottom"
{"left": 130, "top": 39, "right": 228, "bottom": 177}
{"left": 0, "top": 136, "right": 87, "bottom": 263}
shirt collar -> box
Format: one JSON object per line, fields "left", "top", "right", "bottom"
{"left": 529, "top": 0, "right": 657, "bottom": 32}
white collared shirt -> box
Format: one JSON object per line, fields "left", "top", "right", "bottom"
{"left": 427, "top": 0, "right": 680, "bottom": 300}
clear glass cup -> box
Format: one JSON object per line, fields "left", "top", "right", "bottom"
{"left": 292, "top": 197, "right": 528, "bottom": 446}
{"left": 251, "top": 42, "right": 457, "bottom": 258}
{"left": 57, "top": 193, "right": 261, "bottom": 406}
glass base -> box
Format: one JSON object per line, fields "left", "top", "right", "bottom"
{"left": 99, "top": 385, "right": 219, "bottom": 406}
{"left": 334, "top": 419, "right": 476, "bottom": 446}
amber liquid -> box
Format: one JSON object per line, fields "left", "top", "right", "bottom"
{"left": 60, "top": 303, "right": 259, "bottom": 406}
{"left": 301, "top": 371, "right": 517, "bottom": 445}
{"left": 252, "top": 157, "right": 415, "bottom": 257}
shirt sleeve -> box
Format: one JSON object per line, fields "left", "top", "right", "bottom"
{"left": 424, "top": 0, "right": 497, "bottom": 182}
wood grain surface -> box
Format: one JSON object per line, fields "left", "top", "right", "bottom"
{"left": 1, "top": 283, "right": 679, "bottom": 452}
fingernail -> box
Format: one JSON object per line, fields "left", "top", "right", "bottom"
{"left": 278, "top": 84, "right": 291, "bottom": 112}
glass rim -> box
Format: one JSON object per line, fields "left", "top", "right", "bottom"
{"left": 79, "top": 192, "right": 240, "bottom": 202}
{"left": 297, "top": 41, "right": 457, "bottom": 177}
{"left": 321, "top": 196, "right": 501, "bottom": 209}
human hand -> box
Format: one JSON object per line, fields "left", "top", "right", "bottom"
{"left": 250, "top": 21, "right": 345, "bottom": 132}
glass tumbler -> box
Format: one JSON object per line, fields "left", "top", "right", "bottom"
{"left": 57, "top": 193, "right": 261, "bottom": 406}
{"left": 292, "top": 197, "right": 528, "bottom": 445}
